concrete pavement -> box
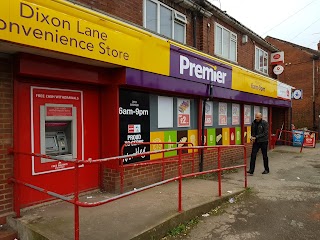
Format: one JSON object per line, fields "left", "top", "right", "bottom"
{"left": 163, "top": 145, "right": 320, "bottom": 240}
{"left": 8, "top": 144, "right": 320, "bottom": 240}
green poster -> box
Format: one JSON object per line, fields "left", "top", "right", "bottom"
{"left": 207, "top": 128, "right": 216, "bottom": 146}
{"left": 164, "top": 131, "right": 177, "bottom": 157}
{"left": 236, "top": 127, "right": 241, "bottom": 145}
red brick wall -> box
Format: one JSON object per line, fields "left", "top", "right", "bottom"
{"left": 72, "top": 0, "right": 274, "bottom": 76}
{"left": 73, "top": 0, "right": 196, "bottom": 46}
{"left": 0, "top": 55, "right": 13, "bottom": 215}
{"left": 266, "top": 37, "right": 320, "bottom": 130}
{"left": 74, "top": 0, "right": 143, "bottom": 25}
{"left": 103, "top": 145, "right": 252, "bottom": 193}
{"left": 206, "top": 16, "right": 274, "bottom": 76}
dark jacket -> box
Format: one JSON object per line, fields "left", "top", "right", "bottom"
{"left": 251, "top": 119, "right": 269, "bottom": 142}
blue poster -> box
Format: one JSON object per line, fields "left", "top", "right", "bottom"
{"left": 292, "top": 130, "right": 304, "bottom": 147}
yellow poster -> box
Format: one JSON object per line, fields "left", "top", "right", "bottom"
{"left": 187, "top": 130, "right": 198, "bottom": 153}
{"left": 0, "top": 0, "right": 170, "bottom": 75}
{"left": 246, "top": 126, "right": 252, "bottom": 143}
{"left": 150, "top": 132, "right": 164, "bottom": 160}
{"left": 222, "top": 128, "right": 230, "bottom": 145}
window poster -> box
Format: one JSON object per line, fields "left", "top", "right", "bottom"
{"left": 177, "top": 130, "right": 188, "bottom": 153}
{"left": 207, "top": 128, "right": 216, "bottom": 146}
{"left": 150, "top": 131, "right": 164, "bottom": 160}
{"left": 244, "top": 105, "right": 251, "bottom": 125}
{"left": 177, "top": 98, "right": 191, "bottom": 127}
{"left": 262, "top": 107, "right": 268, "bottom": 121}
{"left": 216, "top": 128, "right": 222, "bottom": 145}
{"left": 119, "top": 90, "right": 150, "bottom": 164}
{"left": 232, "top": 103, "right": 240, "bottom": 125}
{"left": 218, "top": 102, "right": 227, "bottom": 125}
{"left": 254, "top": 106, "right": 260, "bottom": 115}
{"left": 205, "top": 101, "right": 213, "bottom": 126}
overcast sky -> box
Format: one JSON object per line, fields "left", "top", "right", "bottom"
{"left": 208, "top": 0, "right": 320, "bottom": 50}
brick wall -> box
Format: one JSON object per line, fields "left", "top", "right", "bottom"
{"left": 103, "top": 144, "right": 252, "bottom": 193}
{"left": 0, "top": 55, "right": 13, "bottom": 216}
{"left": 266, "top": 37, "right": 320, "bottom": 130}
{"left": 207, "top": 16, "right": 273, "bottom": 76}
{"left": 72, "top": 0, "right": 274, "bottom": 76}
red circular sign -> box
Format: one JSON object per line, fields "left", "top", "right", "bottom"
{"left": 273, "top": 54, "right": 281, "bottom": 59}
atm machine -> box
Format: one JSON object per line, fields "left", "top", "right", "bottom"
{"left": 40, "top": 104, "right": 77, "bottom": 161}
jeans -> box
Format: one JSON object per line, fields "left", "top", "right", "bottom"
{"left": 249, "top": 141, "right": 269, "bottom": 173}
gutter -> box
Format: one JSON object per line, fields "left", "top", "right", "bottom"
{"left": 173, "top": 0, "right": 213, "bottom": 18}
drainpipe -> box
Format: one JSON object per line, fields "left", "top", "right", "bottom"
{"left": 312, "top": 55, "right": 319, "bottom": 130}
{"left": 313, "top": 58, "right": 315, "bottom": 130}
{"left": 199, "top": 98, "right": 206, "bottom": 172}
{"left": 199, "top": 82, "right": 213, "bottom": 172}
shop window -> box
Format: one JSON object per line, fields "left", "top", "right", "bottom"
{"left": 244, "top": 105, "right": 252, "bottom": 125}
{"left": 262, "top": 107, "right": 268, "bottom": 121}
{"left": 255, "top": 47, "right": 268, "bottom": 74}
{"left": 144, "top": 0, "right": 186, "bottom": 43}
{"left": 214, "top": 23, "right": 237, "bottom": 62}
{"left": 231, "top": 104, "right": 240, "bottom": 125}
{"left": 158, "top": 96, "right": 173, "bottom": 128}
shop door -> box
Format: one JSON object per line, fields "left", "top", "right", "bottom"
{"left": 15, "top": 82, "right": 100, "bottom": 207}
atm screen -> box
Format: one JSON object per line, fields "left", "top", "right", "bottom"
{"left": 45, "top": 136, "right": 59, "bottom": 153}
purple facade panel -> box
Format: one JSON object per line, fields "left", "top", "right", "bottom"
{"left": 126, "top": 68, "right": 291, "bottom": 107}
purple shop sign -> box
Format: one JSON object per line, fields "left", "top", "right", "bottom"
{"left": 170, "top": 45, "right": 232, "bottom": 88}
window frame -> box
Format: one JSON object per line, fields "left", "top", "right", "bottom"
{"left": 214, "top": 23, "right": 237, "bottom": 62}
{"left": 143, "top": 0, "right": 187, "bottom": 43}
{"left": 255, "top": 46, "right": 269, "bottom": 74}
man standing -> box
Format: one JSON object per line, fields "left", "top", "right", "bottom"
{"left": 247, "top": 112, "right": 270, "bottom": 175}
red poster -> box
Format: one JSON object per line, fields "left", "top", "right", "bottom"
{"left": 178, "top": 114, "right": 190, "bottom": 127}
{"left": 230, "top": 128, "right": 235, "bottom": 145}
{"left": 31, "top": 87, "right": 83, "bottom": 175}
{"left": 219, "top": 116, "right": 227, "bottom": 125}
{"left": 205, "top": 115, "right": 213, "bottom": 126}
{"left": 303, "top": 132, "right": 315, "bottom": 147}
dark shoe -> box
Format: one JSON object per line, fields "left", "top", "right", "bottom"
{"left": 247, "top": 171, "right": 254, "bottom": 175}
{"left": 262, "top": 170, "right": 269, "bottom": 174}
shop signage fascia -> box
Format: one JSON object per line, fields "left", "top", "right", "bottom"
{"left": 277, "top": 82, "right": 293, "bottom": 100}
{"left": 0, "top": 0, "right": 170, "bottom": 75}
{"left": 169, "top": 42, "right": 281, "bottom": 99}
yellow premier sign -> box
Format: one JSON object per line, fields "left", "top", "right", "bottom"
{"left": 232, "top": 67, "right": 277, "bottom": 98}
{"left": 0, "top": 0, "right": 170, "bottom": 75}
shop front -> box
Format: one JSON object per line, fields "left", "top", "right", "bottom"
{"left": 0, "top": 0, "right": 292, "bottom": 207}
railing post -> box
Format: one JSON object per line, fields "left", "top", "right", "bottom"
{"left": 300, "top": 132, "right": 305, "bottom": 153}
{"left": 162, "top": 143, "right": 165, "bottom": 181}
{"left": 178, "top": 148, "right": 182, "bottom": 212}
{"left": 74, "top": 160, "right": 80, "bottom": 240}
{"left": 192, "top": 145, "right": 195, "bottom": 173}
{"left": 12, "top": 151, "right": 21, "bottom": 218}
{"left": 120, "top": 159, "right": 124, "bottom": 194}
{"left": 243, "top": 146, "right": 247, "bottom": 188}
{"left": 218, "top": 147, "right": 222, "bottom": 197}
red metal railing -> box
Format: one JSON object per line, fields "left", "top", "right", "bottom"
{"left": 120, "top": 142, "right": 194, "bottom": 193}
{"left": 9, "top": 144, "right": 247, "bottom": 240}
{"left": 273, "top": 129, "right": 318, "bottom": 153}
